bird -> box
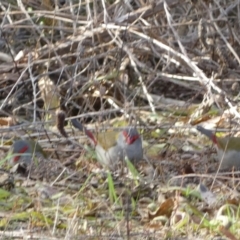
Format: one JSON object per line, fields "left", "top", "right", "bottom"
{"left": 196, "top": 125, "right": 240, "bottom": 169}
{"left": 9, "top": 139, "right": 47, "bottom": 166}
{"left": 71, "top": 119, "right": 143, "bottom": 169}
{"left": 8, "top": 140, "right": 73, "bottom": 182}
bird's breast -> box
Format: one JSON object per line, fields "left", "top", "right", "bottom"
{"left": 217, "top": 149, "right": 240, "bottom": 169}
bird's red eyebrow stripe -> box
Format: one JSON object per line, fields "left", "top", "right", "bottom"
{"left": 127, "top": 135, "right": 139, "bottom": 144}
{"left": 123, "top": 131, "right": 139, "bottom": 144}
{"left": 13, "top": 146, "right": 29, "bottom": 162}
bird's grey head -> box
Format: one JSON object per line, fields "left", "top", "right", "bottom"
{"left": 10, "top": 140, "right": 32, "bottom": 165}
{"left": 118, "top": 127, "right": 140, "bottom": 145}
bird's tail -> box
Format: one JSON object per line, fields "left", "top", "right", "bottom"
{"left": 196, "top": 125, "right": 218, "bottom": 144}
{"left": 71, "top": 119, "right": 85, "bottom": 132}
{"left": 71, "top": 119, "right": 97, "bottom": 145}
